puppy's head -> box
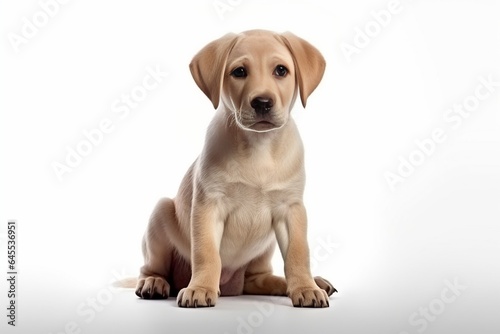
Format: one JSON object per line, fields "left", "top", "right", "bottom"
{"left": 190, "top": 30, "right": 325, "bottom": 133}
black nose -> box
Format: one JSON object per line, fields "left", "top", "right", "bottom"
{"left": 251, "top": 97, "right": 274, "bottom": 115}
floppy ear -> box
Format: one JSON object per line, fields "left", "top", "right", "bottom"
{"left": 280, "top": 32, "right": 326, "bottom": 107}
{"left": 189, "top": 33, "right": 239, "bottom": 109}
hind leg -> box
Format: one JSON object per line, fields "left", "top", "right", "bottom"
{"left": 136, "top": 198, "right": 182, "bottom": 299}
{"left": 313, "top": 276, "right": 337, "bottom": 296}
{"left": 243, "top": 245, "right": 337, "bottom": 298}
{"left": 243, "top": 245, "right": 287, "bottom": 296}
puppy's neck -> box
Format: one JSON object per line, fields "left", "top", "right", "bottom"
{"left": 202, "top": 107, "right": 303, "bottom": 172}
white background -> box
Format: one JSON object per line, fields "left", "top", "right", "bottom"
{"left": 1, "top": 0, "right": 499, "bottom": 333}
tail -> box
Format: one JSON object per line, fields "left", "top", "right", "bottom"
{"left": 113, "top": 277, "right": 138, "bottom": 288}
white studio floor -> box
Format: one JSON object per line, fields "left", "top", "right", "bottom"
{"left": 9, "top": 265, "right": 499, "bottom": 334}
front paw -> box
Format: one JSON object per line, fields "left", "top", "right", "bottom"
{"left": 289, "top": 287, "right": 329, "bottom": 308}
{"left": 177, "top": 286, "right": 219, "bottom": 308}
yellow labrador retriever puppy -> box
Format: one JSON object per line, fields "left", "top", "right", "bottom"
{"left": 135, "top": 29, "right": 336, "bottom": 308}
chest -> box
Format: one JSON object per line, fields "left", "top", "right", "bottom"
{"left": 217, "top": 191, "right": 280, "bottom": 268}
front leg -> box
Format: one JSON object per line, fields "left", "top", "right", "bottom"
{"left": 177, "top": 199, "right": 223, "bottom": 308}
{"left": 274, "top": 202, "right": 330, "bottom": 308}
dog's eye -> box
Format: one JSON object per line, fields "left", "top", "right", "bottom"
{"left": 274, "top": 65, "right": 288, "bottom": 77}
{"left": 231, "top": 67, "right": 247, "bottom": 78}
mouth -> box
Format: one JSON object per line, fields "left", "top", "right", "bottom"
{"left": 250, "top": 121, "right": 277, "bottom": 131}
{"left": 233, "top": 111, "right": 286, "bottom": 133}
